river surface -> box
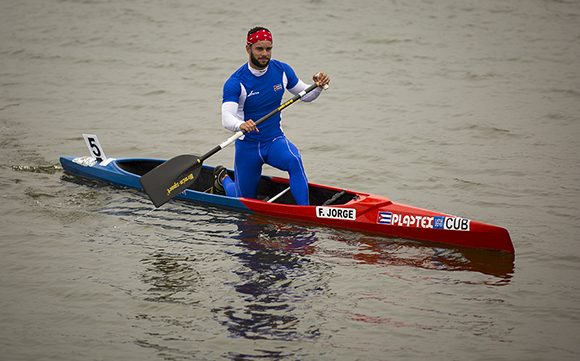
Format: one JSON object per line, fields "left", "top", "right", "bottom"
{"left": 1, "top": 0, "right": 580, "bottom": 360}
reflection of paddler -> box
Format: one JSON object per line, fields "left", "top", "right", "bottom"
{"left": 235, "top": 216, "right": 317, "bottom": 255}
{"left": 214, "top": 217, "right": 320, "bottom": 341}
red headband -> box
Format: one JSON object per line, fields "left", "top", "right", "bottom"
{"left": 247, "top": 29, "right": 272, "bottom": 45}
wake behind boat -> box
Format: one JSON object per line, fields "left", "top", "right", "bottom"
{"left": 60, "top": 137, "right": 514, "bottom": 253}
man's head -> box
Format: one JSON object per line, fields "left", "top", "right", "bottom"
{"left": 246, "top": 27, "right": 272, "bottom": 70}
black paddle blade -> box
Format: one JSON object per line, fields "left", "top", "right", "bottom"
{"left": 140, "top": 154, "right": 202, "bottom": 207}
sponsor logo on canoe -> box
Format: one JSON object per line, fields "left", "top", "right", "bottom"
{"left": 376, "top": 212, "right": 470, "bottom": 231}
{"left": 316, "top": 206, "right": 356, "bottom": 221}
{"left": 166, "top": 173, "right": 194, "bottom": 196}
{"left": 432, "top": 216, "right": 470, "bottom": 231}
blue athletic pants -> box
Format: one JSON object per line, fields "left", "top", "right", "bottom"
{"left": 222, "top": 136, "right": 309, "bottom": 205}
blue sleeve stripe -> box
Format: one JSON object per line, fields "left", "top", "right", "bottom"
{"left": 223, "top": 69, "right": 243, "bottom": 103}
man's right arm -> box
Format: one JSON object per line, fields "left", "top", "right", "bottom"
{"left": 222, "top": 102, "right": 259, "bottom": 133}
{"left": 221, "top": 77, "right": 244, "bottom": 132}
{"left": 221, "top": 101, "right": 244, "bottom": 132}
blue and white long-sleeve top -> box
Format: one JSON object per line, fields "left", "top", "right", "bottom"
{"left": 221, "top": 59, "right": 322, "bottom": 142}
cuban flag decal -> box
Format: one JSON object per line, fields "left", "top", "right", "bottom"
{"left": 377, "top": 211, "right": 393, "bottom": 224}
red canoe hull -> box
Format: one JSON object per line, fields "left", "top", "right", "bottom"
{"left": 243, "top": 178, "right": 514, "bottom": 253}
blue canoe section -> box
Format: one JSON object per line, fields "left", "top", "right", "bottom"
{"left": 59, "top": 156, "right": 250, "bottom": 212}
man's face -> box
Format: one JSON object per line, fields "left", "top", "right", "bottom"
{"left": 247, "top": 40, "right": 272, "bottom": 69}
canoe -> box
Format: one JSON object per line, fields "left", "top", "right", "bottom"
{"left": 59, "top": 155, "right": 514, "bottom": 253}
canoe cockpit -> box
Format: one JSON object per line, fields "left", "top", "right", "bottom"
{"left": 115, "top": 159, "right": 357, "bottom": 206}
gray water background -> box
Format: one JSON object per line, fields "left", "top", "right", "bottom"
{"left": 1, "top": 0, "right": 579, "bottom": 360}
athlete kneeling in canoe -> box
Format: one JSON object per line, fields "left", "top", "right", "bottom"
{"left": 214, "top": 26, "right": 330, "bottom": 205}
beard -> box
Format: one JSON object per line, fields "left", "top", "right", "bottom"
{"left": 250, "top": 51, "right": 270, "bottom": 69}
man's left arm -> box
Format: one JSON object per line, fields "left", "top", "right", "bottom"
{"left": 287, "top": 72, "right": 331, "bottom": 102}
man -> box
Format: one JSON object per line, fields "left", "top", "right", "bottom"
{"left": 214, "top": 26, "right": 330, "bottom": 205}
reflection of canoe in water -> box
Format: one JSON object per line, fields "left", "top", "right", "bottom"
{"left": 350, "top": 236, "right": 515, "bottom": 278}
{"left": 59, "top": 155, "right": 514, "bottom": 253}
{"left": 233, "top": 219, "right": 515, "bottom": 279}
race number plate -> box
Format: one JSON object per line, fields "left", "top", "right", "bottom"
{"left": 83, "top": 134, "right": 107, "bottom": 162}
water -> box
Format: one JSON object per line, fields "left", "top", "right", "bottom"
{"left": 1, "top": 0, "right": 579, "bottom": 360}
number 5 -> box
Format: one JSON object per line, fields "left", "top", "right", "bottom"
{"left": 83, "top": 134, "right": 107, "bottom": 162}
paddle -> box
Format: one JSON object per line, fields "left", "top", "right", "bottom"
{"left": 140, "top": 83, "right": 325, "bottom": 207}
